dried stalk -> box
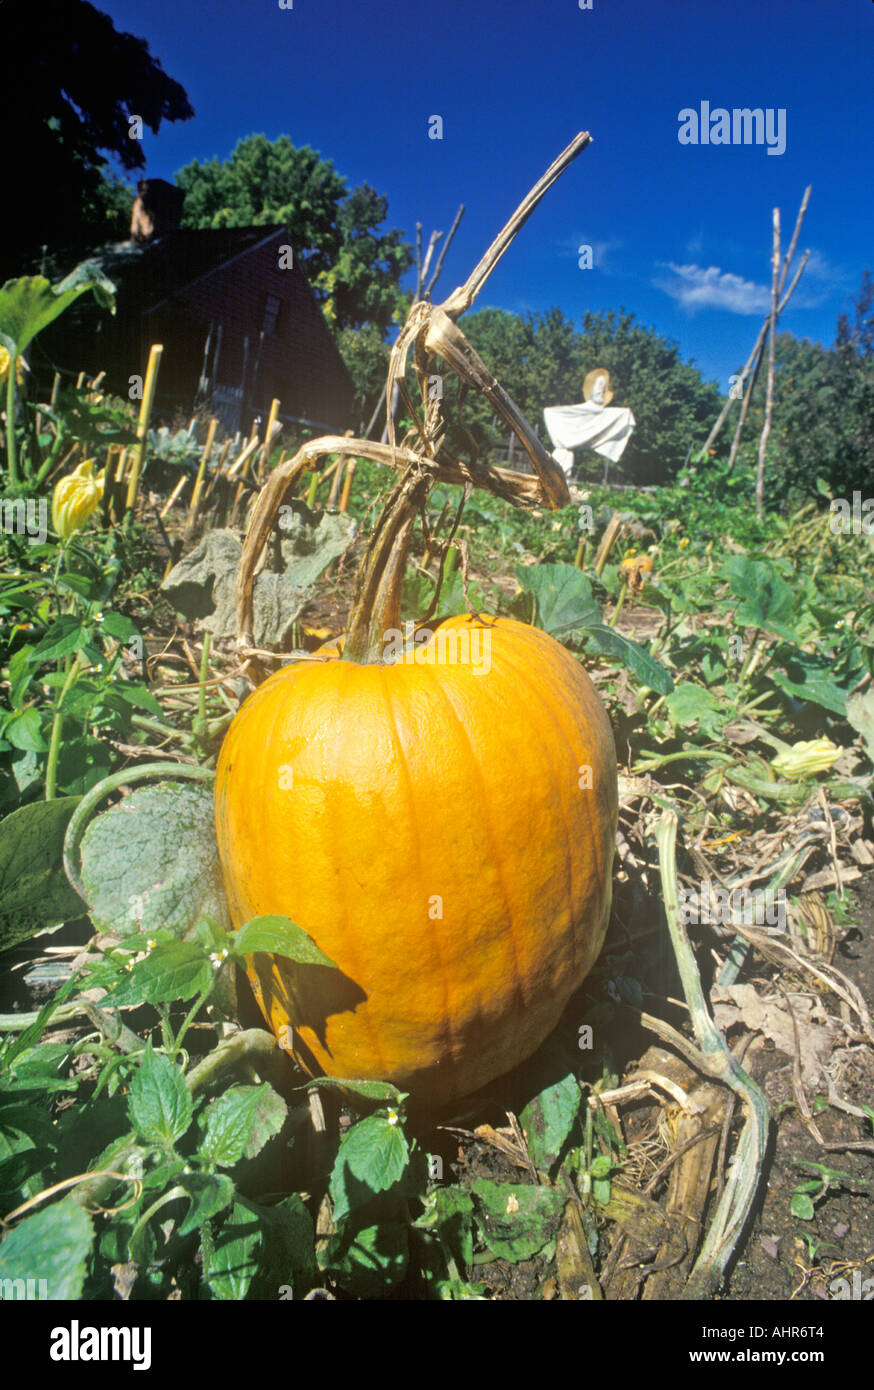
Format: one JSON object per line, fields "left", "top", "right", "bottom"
{"left": 653, "top": 810, "right": 770, "bottom": 1300}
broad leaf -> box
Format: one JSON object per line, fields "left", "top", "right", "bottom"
{"left": 127, "top": 1043, "right": 192, "bottom": 1148}
{"left": 198, "top": 1084, "right": 286, "bottom": 1167}
{"left": 0, "top": 1197, "right": 93, "bottom": 1300}
{"left": 77, "top": 781, "right": 230, "bottom": 938}
{"left": 515, "top": 562, "right": 602, "bottom": 635}
{"left": 330, "top": 1114, "right": 410, "bottom": 1221}
{"left": 0, "top": 797, "right": 84, "bottom": 951}
{"left": 520, "top": 1068, "right": 581, "bottom": 1173}
{"left": 0, "top": 264, "right": 115, "bottom": 355}
{"left": 471, "top": 1179, "right": 565, "bottom": 1262}
{"left": 207, "top": 1201, "right": 262, "bottom": 1300}
{"left": 177, "top": 1172, "right": 235, "bottom": 1237}
{"left": 580, "top": 625, "right": 674, "bottom": 694}
{"left": 232, "top": 915, "right": 337, "bottom": 968}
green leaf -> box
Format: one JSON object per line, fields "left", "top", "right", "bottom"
{"left": 330, "top": 1114, "right": 410, "bottom": 1221}
{"left": 0, "top": 265, "right": 115, "bottom": 355}
{"left": 0, "top": 797, "right": 84, "bottom": 952}
{"left": 414, "top": 1186, "right": 475, "bottom": 1269}
{"left": 665, "top": 682, "right": 727, "bottom": 738}
{"left": 177, "top": 1172, "right": 235, "bottom": 1237}
{"left": 580, "top": 625, "right": 674, "bottom": 695}
{"left": 4, "top": 708, "right": 48, "bottom": 752}
{"left": 99, "top": 612, "right": 140, "bottom": 642}
{"left": 300, "top": 1076, "right": 408, "bottom": 1104}
{"left": 323, "top": 1220, "right": 409, "bottom": 1299}
{"left": 771, "top": 649, "right": 854, "bottom": 716}
{"left": 28, "top": 615, "right": 86, "bottom": 663}
{"left": 250, "top": 1195, "right": 318, "bottom": 1299}
{"left": 100, "top": 937, "right": 213, "bottom": 1007}
{"left": 127, "top": 1043, "right": 192, "bottom": 1148}
{"left": 471, "top": 1179, "right": 565, "bottom": 1263}
{"left": 77, "top": 781, "right": 230, "bottom": 939}
{"left": 232, "top": 915, "right": 337, "bottom": 968}
{"left": 198, "top": 1084, "right": 286, "bottom": 1167}
{"left": 790, "top": 1192, "right": 816, "bottom": 1221}
{"left": 0, "top": 1197, "right": 93, "bottom": 1299}
{"left": 207, "top": 1201, "right": 262, "bottom": 1300}
{"left": 515, "top": 562, "right": 602, "bottom": 635}
{"left": 846, "top": 690, "right": 874, "bottom": 763}
{"left": 520, "top": 1069, "right": 581, "bottom": 1172}
{"left": 719, "top": 557, "right": 799, "bottom": 641}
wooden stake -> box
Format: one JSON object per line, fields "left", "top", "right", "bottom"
{"left": 338, "top": 458, "right": 357, "bottom": 512}
{"left": 125, "top": 344, "right": 163, "bottom": 517}
{"left": 257, "top": 398, "right": 281, "bottom": 481}
{"left": 186, "top": 416, "right": 219, "bottom": 531}
{"left": 160, "top": 473, "right": 190, "bottom": 518}
{"left": 755, "top": 210, "right": 781, "bottom": 520}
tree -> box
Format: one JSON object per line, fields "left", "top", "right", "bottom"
{"left": 4, "top": 0, "right": 193, "bottom": 260}
{"left": 176, "top": 135, "right": 414, "bottom": 335}
{"left": 734, "top": 274, "right": 874, "bottom": 505}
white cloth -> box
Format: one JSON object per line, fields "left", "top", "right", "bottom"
{"left": 543, "top": 402, "right": 636, "bottom": 476}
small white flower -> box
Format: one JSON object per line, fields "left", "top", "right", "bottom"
{"left": 387, "top": 1109, "right": 399, "bottom": 1126}
{"left": 124, "top": 960, "right": 135, "bottom": 973}
{"left": 146, "top": 938, "right": 157, "bottom": 951}
{"left": 94, "top": 611, "right": 104, "bottom": 623}
{"left": 210, "top": 949, "right": 228, "bottom": 967}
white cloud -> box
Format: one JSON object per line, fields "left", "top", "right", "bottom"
{"left": 654, "top": 262, "right": 771, "bottom": 314}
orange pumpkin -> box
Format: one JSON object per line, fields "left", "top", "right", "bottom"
{"left": 215, "top": 614, "right": 617, "bottom": 1105}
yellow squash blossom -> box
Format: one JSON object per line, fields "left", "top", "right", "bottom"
{"left": 771, "top": 737, "right": 843, "bottom": 781}
{"left": 0, "top": 346, "right": 27, "bottom": 387}
{"left": 52, "top": 458, "right": 105, "bottom": 540}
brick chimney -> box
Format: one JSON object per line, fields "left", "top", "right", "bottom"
{"left": 130, "top": 178, "right": 185, "bottom": 242}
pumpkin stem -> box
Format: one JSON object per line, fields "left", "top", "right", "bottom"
{"left": 343, "top": 465, "right": 434, "bottom": 664}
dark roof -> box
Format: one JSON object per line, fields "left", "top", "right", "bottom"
{"left": 45, "top": 226, "right": 289, "bottom": 313}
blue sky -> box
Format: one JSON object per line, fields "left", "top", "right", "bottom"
{"left": 98, "top": 0, "right": 873, "bottom": 395}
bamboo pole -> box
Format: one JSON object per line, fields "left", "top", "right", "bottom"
{"left": 338, "top": 458, "right": 357, "bottom": 512}
{"left": 125, "top": 344, "right": 163, "bottom": 517}
{"left": 257, "top": 398, "right": 281, "bottom": 482}
{"left": 755, "top": 210, "right": 781, "bottom": 520}
{"left": 160, "top": 473, "right": 190, "bottom": 518}
{"left": 185, "top": 416, "right": 219, "bottom": 531}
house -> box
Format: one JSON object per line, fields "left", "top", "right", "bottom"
{"left": 28, "top": 178, "right": 355, "bottom": 435}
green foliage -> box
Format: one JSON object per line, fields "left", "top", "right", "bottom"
{"left": 176, "top": 135, "right": 414, "bottom": 334}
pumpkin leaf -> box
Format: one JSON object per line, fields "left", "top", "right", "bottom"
{"left": 847, "top": 690, "right": 874, "bottom": 764}
{"left": 665, "top": 682, "right": 728, "bottom": 738}
{"left": 580, "top": 625, "right": 674, "bottom": 695}
{"left": 515, "top": 562, "right": 603, "bottom": 635}
{"left": 0, "top": 796, "right": 85, "bottom": 952}
{"left": 471, "top": 1179, "right": 565, "bottom": 1263}
{"left": 0, "top": 263, "right": 115, "bottom": 356}
{"left": 231, "top": 915, "right": 337, "bottom": 969}
{"left": 197, "top": 1084, "right": 287, "bottom": 1167}
{"left": 718, "top": 557, "right": 800, "bottom": 642}
{"left": 127, "top": 1043, "right": 192, "bottom": 1148}
{"left": 770, "top": 647, "right": 860, "bottom": 717}
{"left": 77, "top": 781, "right": 230, "bottom": 939}
{"left": 0, "top": 1196, "right": 94, "bottom": 1300}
